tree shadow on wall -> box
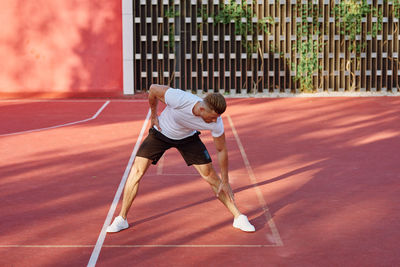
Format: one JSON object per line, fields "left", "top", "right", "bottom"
{"left": 3, "top": 0, "right": 122, "bottom": 95}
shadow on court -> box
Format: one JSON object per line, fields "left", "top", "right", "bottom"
{"left": 1, "top": 97, "right": 400, "bottom": 266}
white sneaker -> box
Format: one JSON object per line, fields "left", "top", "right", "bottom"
{"left": 233, "top": 214, "right": 255, "bottom": 232}
{"left": 106, "top": 216, "right": 129, "bottom": 233}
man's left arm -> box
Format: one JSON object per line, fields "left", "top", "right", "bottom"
{"left": 213, "top": 133, "right": 234, "bottom": 201}
{"left": 214, "top": 133, "right": 229, "bottom": 182}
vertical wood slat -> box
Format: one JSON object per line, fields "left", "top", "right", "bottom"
{"left": 133, "top": 0, "right": 399, "bottom": 94}
{"left": 372, "top": 1, "right": 377, "bottom": 91}
{"left": 391, "top": 2, "right": 398, "bottom": 92}
{"left": 383, "top": 1, "right": 388, "bottom": 90}
{"left": 388, "top": 2, "right": 392, "bottom": 91}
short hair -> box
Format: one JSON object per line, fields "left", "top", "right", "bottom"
{"left": 203, "top": 93, "right": 226, "bottom": 114}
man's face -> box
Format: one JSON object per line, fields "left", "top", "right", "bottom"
{"left": 201, "top": 108, "right": 220, "bottom": 123}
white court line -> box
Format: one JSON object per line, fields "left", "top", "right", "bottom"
{"left": 102, "top": 244, "right": 276, "bottom": 248}
{"left": 0, "top": 99, "right": 147, "bottom": 103}
{"left": 87, "top": 109, "right": 151, "bottom": 267}
{"left": 227, "top": 115, "right": 284, "bottom": 247}
{"left": 0, "top": 245, "right": 94, "bottom": 248}
{"left": 156, "top": 173, "right": 198, "bottom": 176}
{"left": 0, "top": 101, "right": 110, "bottom": 137}
{"left": 0, "top": 244, "right": 275, "bottom": 248}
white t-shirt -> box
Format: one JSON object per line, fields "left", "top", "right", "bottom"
{"left": 156, "top": 88, "right": 224, "bottom": 140}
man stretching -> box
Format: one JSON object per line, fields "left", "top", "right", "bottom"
{"left": 107, "top": 84, "right": 255, "bottom": 233}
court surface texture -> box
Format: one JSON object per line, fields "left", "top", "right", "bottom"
{"left": 1, "top": 97, "right": 399, "bottom": 266}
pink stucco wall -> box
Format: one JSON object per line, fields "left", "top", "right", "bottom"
{"left": 0, "top": 0, "right": 123, "bottom": 97}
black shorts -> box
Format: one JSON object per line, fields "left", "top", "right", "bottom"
{"left": 136, "top": 128, "right": 212, "bottom": 166}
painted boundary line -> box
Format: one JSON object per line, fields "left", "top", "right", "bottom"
{"left": 0, "top": 244, "right": 276, "bottom": 248}
{"left": 87, "top": 109, "right": 151, "bottom": 267}
{"left": 0, "top": 101, "right": 110, "bottom": 137}
{"left": 227, "top": 115, "right": 284, "bottom": 247}
{"left": 0, "top": 99, "right": 147, "bottom": 103}
{"left": 104, "top": 244, "right": 276, "bottom": 248}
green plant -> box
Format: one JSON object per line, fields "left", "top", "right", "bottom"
{"left": 333, "top": 0, "right": 382, "bottom": 90}
{"left": 161, "top": 4, "right": 180, "bottom": 86}
{"left": 214, "top": 0, "right": 273, "bottom": 55}
{"left": 296, "top": 1, "right": 322, "bottom": 37}
{"left": 394, "top": 0, "right": 400, "bottom": 18}
{"left": 290, "top": 1, "right": 324, "bottom": 92}
{"left": 214, "top": 0, "right": 273, "bottom": 91}
{"left": 165, "top": 5, "right": 180, "bottom": 51}
{"left": 333, "top": 0, "right": 381, "bottom": 54}
{"left": 197, "top": 6, "right": 209, "bottom": 64}
{"left": 292, "top": 39, "right": 322, "bottom": 92}
{"left": 390, "top": 0, "right": 400, "bottom": 91}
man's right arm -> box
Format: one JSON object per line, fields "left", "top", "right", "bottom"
{"left": 148, "top": 84, "right": 169, "bottom": 130}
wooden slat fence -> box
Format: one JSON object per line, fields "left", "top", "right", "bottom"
{"left": 133, "top": 0, "right": 400, "bottom": 94}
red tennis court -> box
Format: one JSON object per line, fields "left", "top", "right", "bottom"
{"left": 1, "top": 97, "right": 399, "bottom": 266}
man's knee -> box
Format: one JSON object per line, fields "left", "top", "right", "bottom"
{"left": 129, "top": 157, "right": 150, "bottom": 180}
{"left": 126, "top": 166, "right": 145, "bottom": 188}
{"left": 132, "top": 166, "right": 146, "bottom": 178}
{"left": 197, "top": 163, "right": 217, "bottom": 180}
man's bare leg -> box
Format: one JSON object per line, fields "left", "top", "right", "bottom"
{"left": 119, "top": 156, "right": 152, "bottom": 219}
{"left": 193, "top": 163, "right": 241, "bottom": 218}
{"left": 107, "top": 156, "right": 152, "bottom": 233}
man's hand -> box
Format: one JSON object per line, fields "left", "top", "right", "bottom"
{"left": 213, "top": 134, "right": 233, "bottom": 201}
{"left": 217, "top": 180, "right": 235, "bottom": 202}
{"left": 148, "top": 84, "right": 168, "bottom": 131}
{"left": 150, "top": 114, "right": 161, "bottom": 131}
